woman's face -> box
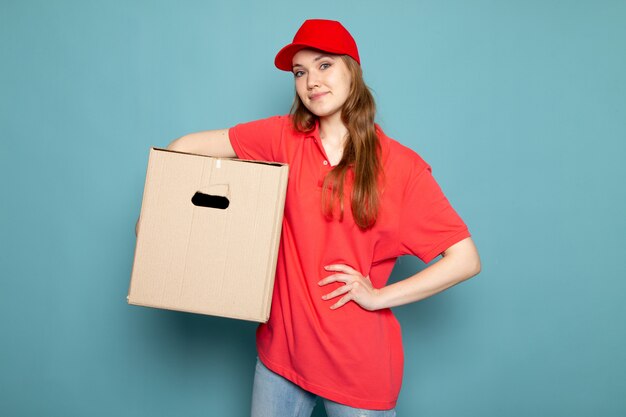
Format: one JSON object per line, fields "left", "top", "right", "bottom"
{"left": 291, "top": 49, "right": 352, "bottom": 120}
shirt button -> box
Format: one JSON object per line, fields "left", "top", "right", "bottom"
{"left": 323, "top": 160, "right": 328, "bottom": 166}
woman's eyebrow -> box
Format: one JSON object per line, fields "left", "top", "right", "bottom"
{"left": 292, "top": 55, "right": 335, "bottom": 69}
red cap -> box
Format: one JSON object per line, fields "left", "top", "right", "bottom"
{"left": 274, "top": 19, "right": 360, "bottom": 71}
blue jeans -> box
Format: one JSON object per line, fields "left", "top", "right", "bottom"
{"left": 251, "top": 357, "right": 397, "bottom": 417}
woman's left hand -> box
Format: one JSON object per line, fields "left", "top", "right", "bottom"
{"left": 318, "top": 264, "right": 382, "bottom": 311}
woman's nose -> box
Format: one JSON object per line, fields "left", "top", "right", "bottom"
{"left": 306, "top": 71, "right": 320, "bottom": 89}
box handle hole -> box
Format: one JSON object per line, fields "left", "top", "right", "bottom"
{"left": 191, "top": 192, "right": 230, "bottom": 210}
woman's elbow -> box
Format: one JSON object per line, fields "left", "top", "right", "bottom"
{"left": 463, "top": 241, "right": 481, "bottom": 279}
{"left": 443, "top": 237, "right": 481, "bottom": 279}
{"left": 470, "top": 253, "right": 481, "bottom": 278}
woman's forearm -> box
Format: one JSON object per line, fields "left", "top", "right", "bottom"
{"left": 376, "top": 237, "right": 481, "bottom": 310}
{"left": 166, "top": 128, "right": 236, "bottom": 158}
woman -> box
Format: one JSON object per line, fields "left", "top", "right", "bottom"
{"left": 165, "top": 19, "right": 480, "bottom": 417}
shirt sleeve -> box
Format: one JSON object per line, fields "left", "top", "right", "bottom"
{"left": 228, "top": 115, "right": 287, "bottom": 162}
{"left": 397, "top": 163, "right": 471, "bottom": 264}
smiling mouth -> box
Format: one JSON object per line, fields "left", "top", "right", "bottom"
{"left": 309, "top": 92, "right": 329, "bottom": 100}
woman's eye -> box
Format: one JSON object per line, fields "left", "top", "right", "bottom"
{"left": 294, "top": 70, "right": 304, "bottom": 78}
{"left": 320, "top": 63, "right": 331, "bottom": 70}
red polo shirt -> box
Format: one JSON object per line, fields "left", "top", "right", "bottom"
{"left": 229, "top": 115, "right": 471, "bottom": 409}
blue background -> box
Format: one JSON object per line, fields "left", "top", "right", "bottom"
{"left": 1, "top": 1, "right": 625, "bottom": 416}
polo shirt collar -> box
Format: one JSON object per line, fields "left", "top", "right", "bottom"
{"left": 302, "top": 119, "right": 389, "bottom": 149}
{"left": 304, "top": 118, "right": 321, "bottom": 140}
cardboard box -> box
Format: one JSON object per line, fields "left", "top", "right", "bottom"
{"left": 128, "top": 147, "right": 289, "bottom": 322}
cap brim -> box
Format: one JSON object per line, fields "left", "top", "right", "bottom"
{"left": 274, "top": 43, "right": 308, "bottom": 71}
{"left": 274, "top": 43, "right": 349, "bottom": 72}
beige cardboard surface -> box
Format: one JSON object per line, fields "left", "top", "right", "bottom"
{"left": 128, "top": 148, "right": 288, "bottom": 322}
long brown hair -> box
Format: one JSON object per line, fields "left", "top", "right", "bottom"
{"left": 290, "top": 55, "right": 381, "bottom": 229}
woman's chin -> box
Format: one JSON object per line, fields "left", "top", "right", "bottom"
{"left": 305, "top": 106, "right": 340, "bottom": 120}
